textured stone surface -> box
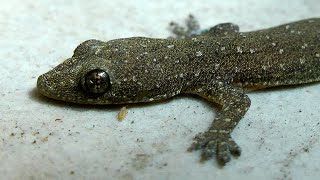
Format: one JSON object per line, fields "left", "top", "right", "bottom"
{"left": 1, "top": 0, "right": 320, "bottom": 179}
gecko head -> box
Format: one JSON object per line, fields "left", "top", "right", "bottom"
{"left": 37, "top": 39, "right": 170, "bottom": 104}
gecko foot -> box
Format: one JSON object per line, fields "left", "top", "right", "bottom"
{"left": 188, "top": 131, "right": 241, "bottom": 165}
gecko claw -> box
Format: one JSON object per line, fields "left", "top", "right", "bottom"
{"left": 217, "top": 142, "right": 232, "bottom": 165}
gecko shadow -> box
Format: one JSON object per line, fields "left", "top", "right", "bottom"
{"left": 29, "top": 82, "right": 318, "bottom": 168}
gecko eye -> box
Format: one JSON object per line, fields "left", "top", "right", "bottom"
{"left": 82, "top": 69, "right": 110, "bottom": 94}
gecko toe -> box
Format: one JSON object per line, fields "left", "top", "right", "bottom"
{"left": 228, "top": 139, "right": 241, "bottom": 156}
{"left": 200, "top": 141, "right": 217, "bottom": 160}
{"left": 217, "top": 142, "right": 231, "bottom": 165}
{"left": 187, "top": 132, "right": 208, "bottom": 151}
{"left": 188, "top": 142, "right": 200, "bottom": 151}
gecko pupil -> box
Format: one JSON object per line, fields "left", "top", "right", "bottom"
{"left": 83, "top": 69, "right": 110, "bottom": 94}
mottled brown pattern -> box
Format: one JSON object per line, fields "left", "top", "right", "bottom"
{"left": 37, "top": 17, "right": 320, "bottom": 165}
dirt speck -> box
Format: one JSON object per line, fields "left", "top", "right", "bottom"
{"left": 132, "top": 153, "right": 151, "bottom": 170}
{"left": 41, "top": 137, "right": 48, "bottom": 143}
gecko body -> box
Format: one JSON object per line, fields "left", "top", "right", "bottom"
{"left": 37, "top": 17, "right": 320, "bottom": 165}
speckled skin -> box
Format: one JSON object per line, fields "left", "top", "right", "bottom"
{"left": 37, "top": 17, "right": 320, "bottom": 165}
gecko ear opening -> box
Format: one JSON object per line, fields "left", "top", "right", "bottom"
{"left": 81, "top": 68, "right": 111, "bottom": 94}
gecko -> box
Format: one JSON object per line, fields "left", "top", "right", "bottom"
{"left": 37, "top": 15, "right": 320, "bottom": 165}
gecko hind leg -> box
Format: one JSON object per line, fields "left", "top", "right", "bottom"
{"left": 168, "top": 14, "right": 200, "bottom": 39}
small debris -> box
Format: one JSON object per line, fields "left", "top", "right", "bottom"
{"left": 117, "top": 106, "right": 128, "bottom": 121}
{"left": 41, "top": 137, "right": 48, "bottom": 143}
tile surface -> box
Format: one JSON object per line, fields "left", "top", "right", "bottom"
{"left": 0, "top": 0, "right": 320, "bottom": 179}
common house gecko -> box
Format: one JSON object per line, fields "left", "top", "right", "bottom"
{"left": 37, "top": 16, "right": 320, "bottom": 165}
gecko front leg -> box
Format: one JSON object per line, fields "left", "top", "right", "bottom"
{"left": 185, "top": 80, "right": 251, "bottom": 165}
{"left": 169, "top": 14, "right": 239, "bottom": 39}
